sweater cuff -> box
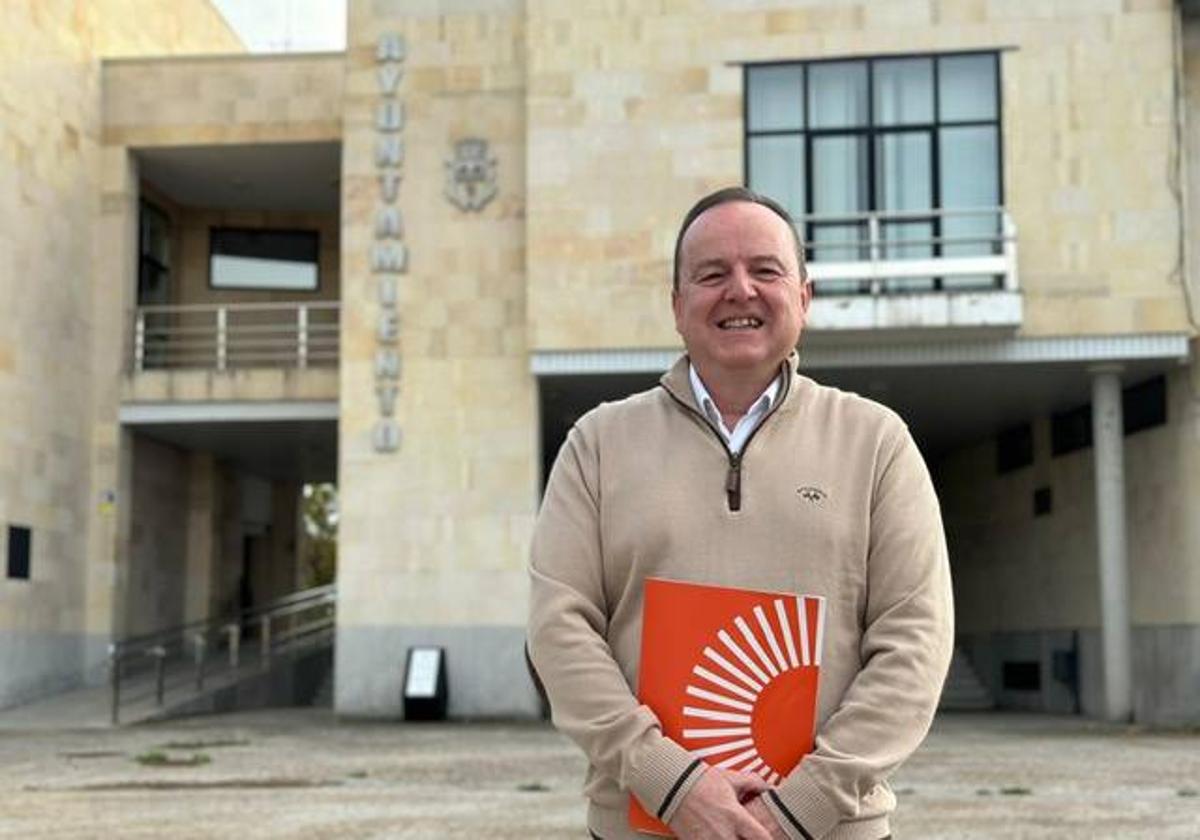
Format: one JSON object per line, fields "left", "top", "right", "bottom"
{"left": 628, "top": 734, "right": 707, "bottom": 825}
{"left": 764, "top": 769, "right": 841, "bottom": 840}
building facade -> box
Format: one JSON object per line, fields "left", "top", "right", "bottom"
{"left": 2, "top": 0, "right": 1199, "bottom": 725}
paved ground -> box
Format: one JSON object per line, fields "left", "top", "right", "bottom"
{"left": 0, "top": 709, "right": 1197, "bottom": 839}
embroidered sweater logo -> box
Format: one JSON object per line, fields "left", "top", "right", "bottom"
{"left": 797, "top": 486, "right": 827, "bottom": 504}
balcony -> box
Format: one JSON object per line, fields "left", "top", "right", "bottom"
{"left": 122, "top": 301, "right": 339, "bottom": 408}
{"left": 130, "top": 302, "right": 339, "bottom": 372}
{"left": 115, "top": 134, "right": 343, "bottom": 408}
{"left": 803, "top": 206, "right": 1021, "bottom": 334}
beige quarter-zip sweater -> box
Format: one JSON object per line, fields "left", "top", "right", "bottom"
{"left": 528, "top": 353, "right": 953, "bottom": 840}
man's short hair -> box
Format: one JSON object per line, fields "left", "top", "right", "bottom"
{"left": 672, "top": 186, "right": 808, "bottom": 291}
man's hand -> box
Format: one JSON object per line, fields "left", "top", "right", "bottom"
{"left": 666, "top": 767, "right": 773, "bottom": 839}
{"left": 746, "top": 794, "right": 789, "bottom": 840}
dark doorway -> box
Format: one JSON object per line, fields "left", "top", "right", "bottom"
{"left": 538, "top": 373, "right": 660, "bottom": 494}
{"left": 240, "top": 534, "right": 256, "bottom": 613}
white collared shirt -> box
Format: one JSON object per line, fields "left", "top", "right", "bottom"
{"left": 688, "top": 364, "right": 781, "bottom": 455}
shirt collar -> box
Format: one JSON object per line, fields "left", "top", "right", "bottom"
{"left": 688, "top": 364, "right": 781, "bottom": 428}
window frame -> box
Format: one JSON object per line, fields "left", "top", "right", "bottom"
{"left": 1122, "top": 375, "right": 1167, "bottom": 437}
{"left": 137, "top": 199, "right": 171, "bottom": 306}
{"left": 6, "top": 525, "right": 31, "bottom": 581}
{"left": 208, "top": 227, "right": 322, "bottom": 293}
{"left": 995, "top": 422, "right": 1033, "bottom": 474}
{"left": 743, "top": 50, "right": 1004, "bottom": 279}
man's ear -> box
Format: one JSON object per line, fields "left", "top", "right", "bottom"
{"left": 799, "top": 277, "right": 814, "bottom": 313}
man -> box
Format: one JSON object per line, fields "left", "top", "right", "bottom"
{"left": 528, "top": 187, "right": 953, "bottom": 840}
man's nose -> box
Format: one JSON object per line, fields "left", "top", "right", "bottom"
{"left": 724, "top": 265, "right": 757, "bottom": 300}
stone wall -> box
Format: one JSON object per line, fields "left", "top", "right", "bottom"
{"left": 523, "top": 0, "right": 1189, "bottom": 350}
{"left": 335, "top": 0, "right": 540, "bottom": 718}
{"left": 126, "top": 435, "right": 191, "bottom": 636}
{"left": 0, "top": 0, "right": 244, "bottom": 706}
{"left": 121, "top": 369, "right": 339, "bottom": 403}
{"left": 103, "top": 53, "right": 344, "bottom": 147}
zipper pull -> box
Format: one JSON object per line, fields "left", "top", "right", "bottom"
{"left": 726, "top": 454, "right": 742, "bottom": 512}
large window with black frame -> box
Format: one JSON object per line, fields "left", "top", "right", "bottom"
{"left": 744, "top": 52, "right": 1002, "bottom": 295}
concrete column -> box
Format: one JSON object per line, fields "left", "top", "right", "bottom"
{"left": 112, "top": 428, "right": 136, "bottom": 639}
{"left": 1090, "top": 366, "right": 1133, "bottom": 722}
{"left": 269, "top": 481, "right": 301, "bottom": 599}
{"left": 184, "top": 452, "right": 221, "bottom": 624}
{"left": 83, "top": 150, "right": 139, "bottom": 666}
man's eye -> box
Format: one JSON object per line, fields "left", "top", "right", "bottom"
{"left": 754, "top": 266, "right": 782, "bottom": 280}
{"left": 697, "top": 273, "right": 724, "bottom": 285}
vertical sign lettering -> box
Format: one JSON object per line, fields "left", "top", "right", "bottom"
{"left": 372, "top": 32, "right": 406, "bottom": 452}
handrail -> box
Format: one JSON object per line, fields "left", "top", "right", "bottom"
{"left": 247, "top": 582, "right": 336, "bottom": 610}
{"left": 113, "top": 614, "right": 225, "bottom": 653}
{"left": 114, "top": 583, "right": 335, "bottom": 652}
{"left": 108, "top": 584, "right": 336, "bottom": 724}
{"left": 136, "top": 301, "right": 340, "bottom": 314}
{"left": 130, "top": 300, "right": 340, "bottom": 372}
{"left": 797, "top": 205, "right": 1004, "bottom": 225}
{"left": 796, "top": 206, "right": 1017, "bottom": 295}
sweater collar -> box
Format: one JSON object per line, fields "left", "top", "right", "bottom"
{"left": 660, "top": 350, "right": 799, "bottom": 413}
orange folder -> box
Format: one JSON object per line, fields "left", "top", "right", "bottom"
{"left": 630, "top": 578, "right": 826, "bottom": 836}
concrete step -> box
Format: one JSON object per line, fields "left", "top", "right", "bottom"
{"left": 939, "top": 646, "right": 994, "bottom": 711}
{"left": 939, "top": 689, "right": 995, "bottom": 710}
{"left": 311, "top": 669, "right": 334, "bottom": 708}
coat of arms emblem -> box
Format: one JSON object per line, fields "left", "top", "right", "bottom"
{"left": 444, "top": 138, "right": 497, "bottom": 211}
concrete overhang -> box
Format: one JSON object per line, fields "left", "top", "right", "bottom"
{"left": 136, "top": 141, "right": 341, "bottom": 214}
{"left": 531, "top": 333, "right": 1192, "bottom": 459}
{"left": 120, "top": 400, "right": 337, "bottom": 424}
{"left": 102, "top": 51, "right": 345, "bottom": 148}
{"left": 123, "top": 368, "right": 338, "bottom": 406}
{"left": 119, "top": 401, "right": 339, "bottom": 483}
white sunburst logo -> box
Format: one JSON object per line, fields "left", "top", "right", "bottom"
{"left": 679, "top": 596, "right": 825, "bottom": 784}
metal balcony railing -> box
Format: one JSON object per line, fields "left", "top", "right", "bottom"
{"left": 131, "top": 301, "right": 339, "bottom": 372}
{"left": 800, "top": 206, "right": 1017, "bottom": 296}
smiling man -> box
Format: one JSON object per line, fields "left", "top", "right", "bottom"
{"left": 528, "top": 187, "right": 953, "bottom": 840}
{"left": 670, "top": 192, "right": 810, "bottom": 458}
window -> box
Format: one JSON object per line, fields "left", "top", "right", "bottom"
{"left": 138, "top": 201, "right": 171, "bottom": 306}
{"left": 1002, "top": 661, "right": 1041, "bottom": 691}
{"left": 210, "top": 228, "right": 319, "bottom": 291}
{"left": 1123, "top": 375, "right": 1167, "bottom": 436}
{"left": 1051, "top": 404, "right": 1092, "bottom": 456}
{"left": 7, "top": 525, "right": 30, "bottom": 580}
{"left": 1051, "top": 376, "right": 1168, "bottom": 457}
{"left": 995, "top": 423, "right": 1033, "bottom": 474}
{"left": 745, "top": 52, "right": 1002, "bottom": 293}
{"left": 1033, "top": 486, "right": 1052, "bottom": 517}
